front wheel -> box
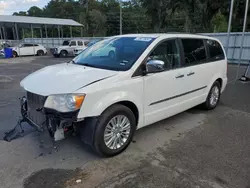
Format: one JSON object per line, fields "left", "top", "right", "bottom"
{"left": 37, "top": 50, "right": 45, "bottom": 56}
{"left": 91, "top": 104, "right": 136, "bottom": 157}
{"left": 203, "top": 81, "right": 221, "bottom": 110}
{"left": 12, "top": 51, "right": 18, "bottom": 58}
{"left": 60, "top": 50, "right": 68, "bottom": 57}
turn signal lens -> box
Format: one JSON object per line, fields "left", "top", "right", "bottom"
{"left": 74, "top": 95, "right": 85, "bottom": 109}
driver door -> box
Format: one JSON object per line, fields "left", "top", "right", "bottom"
{"left": 143, "top": 39, "right": 188, "bottom": 126}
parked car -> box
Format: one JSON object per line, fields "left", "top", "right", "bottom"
{"left": 20, "top": 34, "right": 227, "bottom": 157}
{"left": 11, "top": 43, "right": 47, "bottom": 57}
{"left": 74, "top": 39, "right": 103, "bottom": 56}
{"left": 52, "top": 39, "right": 89, "bottom": 57}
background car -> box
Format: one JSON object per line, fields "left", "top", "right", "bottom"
{"left": 52, "top": 39, "right": 89, "bottom": 57}
{"left": 73, "top": 39, "right": 103, "bottom": 56}
{"left": 11, "top": 43, "right": 47, "bottom": 57}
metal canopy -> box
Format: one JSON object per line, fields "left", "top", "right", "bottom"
{"left": 0, "top": 15, "right": 82, "bottom": 27}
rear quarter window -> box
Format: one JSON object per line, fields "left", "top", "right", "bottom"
{"left": 206, "top": 40, "right": 225, "bottom": 61}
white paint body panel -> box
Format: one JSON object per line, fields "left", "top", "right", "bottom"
{"left": 21, "top": 34, "right": 228, "bottom": 130}
{"left": 12, "top": 44, "right": 47, "bottom": 56}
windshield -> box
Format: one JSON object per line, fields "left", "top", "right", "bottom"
{"left": 73, "top": 37, "right": 155, "bottom": 71}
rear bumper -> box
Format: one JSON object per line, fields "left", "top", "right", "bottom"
{"left": 221, "top": 77, "right": 228, "bottom": 93}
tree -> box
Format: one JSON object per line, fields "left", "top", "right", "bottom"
{"left": 88, "top": 9, "right": 107, "bottom": 36}
{"left": 27, "top": 6, "right": 43, "bottom": 17}
{"left": 13, "top": 11, "right": 28, "bottom": 16}
{"left": 211, "top": 11, "right": 227, "bottom": 32}
{"left": 141, "top": 0, "right": 171, "bottom": 32}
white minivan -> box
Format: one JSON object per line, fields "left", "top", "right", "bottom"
{"left": 20, "top": 34, "right": 227, "bottom": 156}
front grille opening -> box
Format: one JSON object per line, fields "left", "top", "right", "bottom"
{"left": 26, "top": 92, "right": 47, "bottom": 127}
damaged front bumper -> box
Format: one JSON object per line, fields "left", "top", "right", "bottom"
{"left": 20, "top": 96, "right": 82, "bottom": 141}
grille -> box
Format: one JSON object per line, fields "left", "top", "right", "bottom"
{"left": 27, "top": 92, "right": 47, "bottom": 126}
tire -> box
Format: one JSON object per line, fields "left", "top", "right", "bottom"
{"left": 203, "top": 81, "right": 221, "bottom": 110}
{"left": 60, "top": 50, "right": 68, "bottom": 57}
{"left": 37, "top": 50, "right": 45, "bottom": 56}
{"left": 12, "top": 51, "right": 18, "bottom": 58}
{"left": 90, "top": 104, "right": 136, "bottom": 157}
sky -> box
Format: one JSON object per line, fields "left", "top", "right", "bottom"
{"left": 0, "top": 0, "right": 48, "bottom": 15}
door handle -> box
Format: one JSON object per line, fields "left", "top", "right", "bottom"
{"left": 187, "top": 72, "right": 195, "bottom": 76}
{"left": 175, "top": 74, "right": 184, "bottom": 79}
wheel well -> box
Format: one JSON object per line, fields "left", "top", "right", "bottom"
{"left": 216, "top": 78, "right": 223, "bottom": 87}
{"left": 37, "top": 49, "right": 44, "bottom": 53}
{"left": 61, "top": 50, "right": 68, "bottom": 53}
{"left": 116, "top": 101, "right": 139, "bottom": 125}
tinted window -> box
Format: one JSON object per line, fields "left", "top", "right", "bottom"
{"left": 70, "top": 41, "right": 76, "bottom": 46}
{"left": 78, "top": 41, "right": 83, "bottom": 46}
{"left": 149, "top": 40, "right": 180, "bottom": 70}
{"left": 182, "top": 39, "right": 206, "bottom": 66}
{"left": 206, "top": 40, "right": 225, "bottom": 61}
{"left": 62, "top": 40, "right": 70, "bottom": 46}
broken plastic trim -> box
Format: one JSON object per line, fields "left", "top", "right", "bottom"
{"left": 3, "top": 96, "right": 44, "bottom": 142}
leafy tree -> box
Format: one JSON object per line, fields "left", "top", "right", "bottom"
{"left": 27, "top": 6, "right": 43, "bottom": 17}
{"left": 13, "top": 11, "right": 28, "bottom": 16}
{"left": 211, "top": 11, "right": 227, "bottom": 32}
{"left": 88, "top": 9, "right": 107, "bottom": 36}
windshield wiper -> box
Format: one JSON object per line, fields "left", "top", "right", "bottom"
{"left": 80, "top": 63, "right": 97, "bottom": 68}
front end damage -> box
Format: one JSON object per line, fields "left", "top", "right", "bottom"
{"left": 4, "top": 92, "right": 82, "bottom": 142}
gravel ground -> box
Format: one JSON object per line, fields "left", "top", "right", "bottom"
{"left": 0, "top": 58, "right": 250, "bottom": 188}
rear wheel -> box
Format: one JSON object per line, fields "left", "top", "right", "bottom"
{"left": 85, "top": 104, "right": 136, "bottom": 157}
{"left": 60, "top": 50, "right": 68, "bottom": 57}
{"left": 37, "top": 50, "right": 45, "bottom": 56}
{"left": 203, "top": 81, "right": 221, "bottom": 110}
{"left": 12, "top": 51, "right": 18, "bottom": 58}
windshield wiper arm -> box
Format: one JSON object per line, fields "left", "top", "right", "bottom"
{"left": 80, "top": 63, "right": 97, "bottom": 68}
{"left": 68, "top": 59, "right": 76, "bottom": 64}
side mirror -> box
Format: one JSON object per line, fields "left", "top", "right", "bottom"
{"left": 146, "top": 59, "right": 165, "bottom": 74}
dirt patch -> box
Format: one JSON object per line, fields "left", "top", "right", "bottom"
{"left": 23, "top": 168, "right": 90, "bottom": 188}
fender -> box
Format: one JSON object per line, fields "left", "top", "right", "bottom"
{"left": 206, "top": 73, "right": 224, "bottom": 96}
{"left": 78, "top": 90, "right": 142, "bottom": 117}
{"left": 77, "top": 90, "right": 144, "bottom": 127}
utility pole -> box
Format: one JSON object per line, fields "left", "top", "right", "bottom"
{"left": 236, "top": 0, "right": 249, "bottom": 80}
{"left": 120, "top": 0, "right": 122, "bottom": 35}
{"left": 226, "top": 0, "right": 235, "bottom": 55}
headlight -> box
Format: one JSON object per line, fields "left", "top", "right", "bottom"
{"left": 44, "top": 94, "right": 85, "bottom": 113}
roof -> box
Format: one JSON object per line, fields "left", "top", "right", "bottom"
{"left": 117, "top": 33, "right": 217, "bottom": 40}
{"left": 0, "top": 15, "right": 82, "bottom": 27}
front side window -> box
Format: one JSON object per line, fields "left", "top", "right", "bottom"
{"left": 23, "top": 44, "right": 32, "bottom": 47}
{"left": 70, "top": 41, "right": 76, "bottom": 46}
{"left": 62, "top": 40, "right": 70, "bottom": 46}
{"left": 206, "top": 40, "right": 225, "bottom": 61}
{"left": 148, "top": 39, "right": 180, "bottom": 70}
{"left": 182, "top": 39, "right": 206, "bottom": 66}
{"left": 73, "top": 37, "right": 155, "bottom": 71}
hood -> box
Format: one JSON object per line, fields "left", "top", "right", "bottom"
{"left": 21, "top": 63, "right": 118, "bottom": 96}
